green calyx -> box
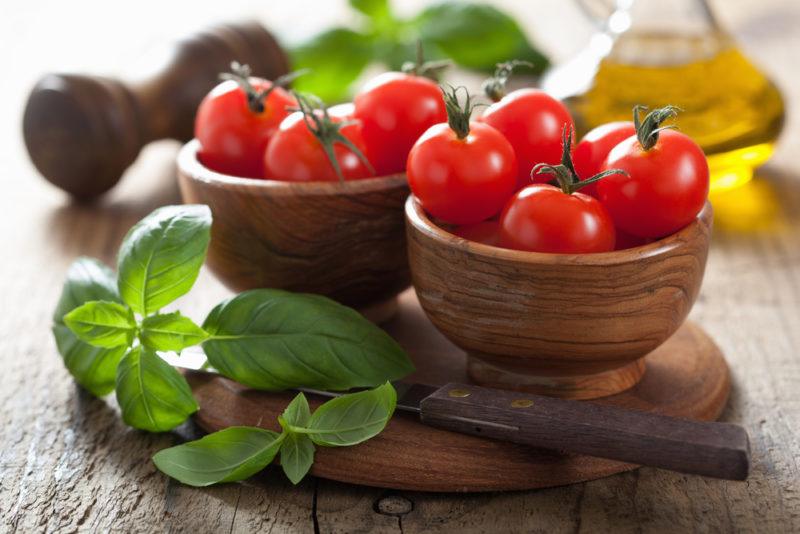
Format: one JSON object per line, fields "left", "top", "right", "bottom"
{"left": 441, "top": 85, "right": 480, "bottom": 140}
{"left": 532, "top": 126, "right": 627, "bottom": 195}
{"left": 401, "top": 40, "right": 452, "bottom": 82}
{"left": 481, "top": 59, "right": 533, "bottom": 102}
{"left": 220, "top": 62, "right": 307, "bottom": 114}
{"left": 291, "top": 92, "right": 374, "bottom": 182}
{"left": 633, "top": 104, "right": 681, "bottom": 151}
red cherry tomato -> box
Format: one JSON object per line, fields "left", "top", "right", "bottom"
{"left": 573, "top": 121, "right": 636, "bottom": 197}
{"left": 499, "top": 184, "right": 615, "bottom": 253}
{"left": 479, "top": 89, "right": 574, "bottom": 190}
{"left": 354, "top": 72, "right": 448, "bottom": 176}
{"left": 614, "top": 229, "right": 653, "bottom": 250}
{"left": 453, "top": 220, "right": 501, "bottom": 247}
{"left": 264, "top": 108, "right": 372, "bottom": 182}
{"left": 407, "top": 121, "right": 517, "bottom": 225}
{"left": 195, "top": 78, "right": 295, "bottom": 178}
{"left": 597, "top": 129, "right": 709, "bottom": 238}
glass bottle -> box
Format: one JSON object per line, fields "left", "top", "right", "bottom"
{"left": 542, "top": 0, "right": 785, "bottom": 192}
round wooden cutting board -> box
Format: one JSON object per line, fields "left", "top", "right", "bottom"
{"left": 187, "top": 290, "right": 731, "bottom": 492}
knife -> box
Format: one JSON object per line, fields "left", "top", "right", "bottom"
{"left": 166, "top": 350, "right": 750, "bottom": 481}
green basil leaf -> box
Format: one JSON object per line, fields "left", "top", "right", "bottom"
{"left": 412, "top": 2, "right": 549, "bottom": 73}
{"left": 153, "top": 427, "right": 284, "bottom": 487}
{"left": 289, "top": 28, "right": 374, "bottom": 103}
{"left": 63, "top": 300, "right": 136, "bottom": 348}
{"left": 140, "top": 312, "right": 208, "bottom": 352}
{"left": 117, "top": 204, "right": 211, "bottom": 316}
{"left": 279, "top": 432, "right": 315, "bottom": 485}
{"left": 350, "top": 0, "right": 390, "bottom": 20}
{"left": 53, "top": 324, "right": 126, "bottom": 397}
{"left": 202, "top": 289, "right": 414, "bottom": 391}
{"left": 281, "top": 393, "right": 311, "bottom": 428}
{"left": 115, "top": 346, "right": 198, "bottom": 432}
{"left": 307, "top": 382, "right": 396, "bottom": 447}
{"left": 53, "top": 257, "right": 126, "bottom": 396}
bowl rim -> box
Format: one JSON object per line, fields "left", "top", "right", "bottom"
{"left": 405, "top": 195, "right": 713, "bottom": 266}
{"left": 177, "top": 139, "right": 407, "bottom": 195}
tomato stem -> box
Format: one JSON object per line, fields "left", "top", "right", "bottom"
{"left": 220, "top": 62, "right": 307, "bottom": 114}
{"left": 441, "top": 85, "right": 480, "bottom": 140}
{"left": 401, "top": 41, "right": 451, "bottom": 82}
{"left": 290, "top": 92, "right": 375, "bottom": 182}
{"left": 532, "top": 126, "right": 627, "bottom": 195}
{"left": 633, "top": 105, "right": 681, "bottom": 151}
{"left": 481, "top": 60, "right": 534, "bottom": 102}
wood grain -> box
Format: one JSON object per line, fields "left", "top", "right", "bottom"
{"left": 22, "top": 21, "right": 288, "bottom": 199}
{"left": 177, "top": 139, "right": 411, "bottom": 310}
{"left": 186, "top": 290, "right": 732, "bottom": 492}
{"left": 2, "top": 1, "right": 800, "bottom": 532}
{"left": 407, "top": 197, "right": 712, "bottom": 399}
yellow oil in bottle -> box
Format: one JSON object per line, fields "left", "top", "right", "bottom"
{"left": 568, "top": 33, "right": 785, "bottom": 192}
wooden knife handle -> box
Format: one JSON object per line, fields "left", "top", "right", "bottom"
{"left": 419, "top": 383, "right": 750, "bottom": 480}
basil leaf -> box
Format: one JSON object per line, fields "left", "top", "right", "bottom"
{"left": 140, "top": 312, "right": 208, "bottom": 352}
{"left": 117, "top": 204, "right": 211, "bottom": 316}
{"left": 63, "top": 300, "right": 136, "bottom": 348}
{"left": 289, "top": 29, "right": 374, "bottom": 103}
{"left": 307, "top": 382, "right": 396, "bottom": 447}
{"left": 350, "top": 0, "right": 390, "bottom": 20}
{"left": 279, "top": 432, "right": 315, "bottom": 485}
{"left": 153, "top": 427, "right": 284, "bottom": 487}
{"left": 281, "top": 393, "right": 311, "bottom": 428}
{"left": 413, "top": 2, "right": 549, "bottom": 74}
{"left": 202, "top": 289, "right": 414, "bottom": 391}
{"left": 115, "top": 346, "right": 198, "bottom": 432}
{"left": 53, "top": 257, "right": 126, "bottom": 396}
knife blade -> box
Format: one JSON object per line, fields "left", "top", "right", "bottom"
{"left": 165, "top": 349, "right": 750, "bottom": 481}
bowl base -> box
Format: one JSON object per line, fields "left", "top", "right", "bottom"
{"left": 467, "top": 354, "right": 646, "bottom": 400}
{"left": 358, "top": 296, "right": 399, "bottom": 324}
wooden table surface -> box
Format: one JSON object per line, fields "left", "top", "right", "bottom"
{"left": 2, "top": 1, "right": 799, "bottom": 532}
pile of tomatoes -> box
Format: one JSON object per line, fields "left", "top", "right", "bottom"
{"left": 194, "top": 60, "right": 709, "bottom": 255}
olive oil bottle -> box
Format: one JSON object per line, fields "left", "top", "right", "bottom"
{"left": 544, "top": 1, "right": 785, "bottom": 192}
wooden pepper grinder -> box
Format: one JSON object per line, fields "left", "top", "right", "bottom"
{"left": 23, "top": 21, "right": 289, "bottom": 199}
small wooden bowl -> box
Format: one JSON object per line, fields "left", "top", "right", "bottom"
{"left": 406, "top": 197, "right": 713, "bottom": 399}
{"left": 177, "top": 140, "right": 410, "bottom": 320}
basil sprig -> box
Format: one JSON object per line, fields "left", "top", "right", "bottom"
{"left": 52, "top": 205, "right": 411, "bottom": 485}
{"left": 153, "top": 383, "right": 396, "bottom": 486}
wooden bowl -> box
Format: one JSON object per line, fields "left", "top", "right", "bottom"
{"left": 177, "top": 140, "right": 410, "bottom": 320}
{"left": 406, "top": 197, "right": 713, "bottom": 399}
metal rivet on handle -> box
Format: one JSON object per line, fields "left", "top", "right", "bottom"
{"left": 448, "top": 389, "right": 471, "bottom": 398}
{"left": 511, "top": 399, "right": 534, "bottom": 408}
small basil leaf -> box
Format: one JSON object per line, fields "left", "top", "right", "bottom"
{"left": 140, "top": 312, "right": 208, "bottom": 352}
{"left": 413, "top": 2, "right": 549, "bottom": 73}
{"left": 117, "top": 205, "right": 211, "bottom": 316}
{"left": 307, "top": 382, "right": 396, "bottom": 447}
{"left": 153, "top": 427, "right": 284, "bottom": 487}
{"left": 279, "top": 432, "right": 315, "bottom": 485}
{"left": 350, "top": 0, "right": 390, "bottom": 20}
{"left": 289, "top": 28, "right": 374, "bottom": 103}
{"left": 202, "top": 289, "right": 414, "bottom": 391}
{"left": 53, "top": 257, "right": 125, "bottom": 396}
{"left": 116, "top": 346, "right": 198, "bottom": 432}
{"left": 53, "top": 324, "right": 126, "bottom": 397}
{"left": 63, "top": 300, "right": 136, "bottom": 349}
{"left": 281, "top": 393, "right": 311, "bottom": 428}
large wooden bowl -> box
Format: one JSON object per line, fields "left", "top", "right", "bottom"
{"left": 177, "top": 140, "right": 410, "bottom": 319}
{"left": 406, "top": 197, "right": 713, "bottom": 399}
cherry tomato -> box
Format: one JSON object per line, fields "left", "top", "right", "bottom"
{"left": 195, "top": 72, "right": 295, "bottom": 178}
{"left": 573, "top": 121, "right": 636, "bottom": 197}
{"left": 407, "top": 121, "right": 517, "bottom": 225}
{"left": 354, "top": 72, "right": 447, "bottom": 176}
{"left": 264, "top": 104, "right": 372, "bottom": 182}
{"left": 499, "top": 184, "right": 615, "bottom": 253}
{"left": 453, "top": 220, "right": 501, "bottom": 247}
{"left": 598, "top": 128, "right": 709, "bottom": 239}
{"left": 479, "top": 88, "right": 574, "bottom": 190}
{"left": 614, "top": 230, "right": 653, "bottom": 250}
